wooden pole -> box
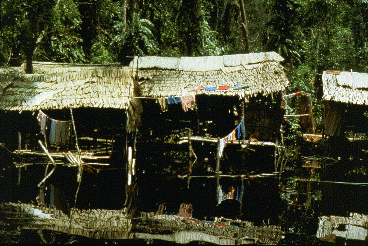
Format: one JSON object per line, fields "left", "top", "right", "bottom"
{"left": 18, "top": 132, "right": 21, "bottom": 151}
{"left": 274, "top": 141, "right": 278, "bottom": 172}
{"left": 187, "top": 129, "right": 192, "bottom": 189}
{"left": 69, "top": 108, "right": 81, "bottom": 158}
{"left": 17, "top": 132, "right": 22, "bottom": 185}
{"left": 37, "top": 140, "right": 57, "bottom": 187}
{"left": 216, "top": 138, "right": 221, "bottom": 204}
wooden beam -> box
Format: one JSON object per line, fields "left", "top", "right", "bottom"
{"left": 178, "top": 172, "right": 279, "bottom": 179}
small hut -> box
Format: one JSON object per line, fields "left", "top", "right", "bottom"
{"left": 0, "top": 62, "right": 141, "bottom": 210}
{"left": 321, "top": 70, "right": 368, "bottom": 158}
{"left": 132, "top": 52, "right": 289, "bottom": 221}
{"left": 322, "top": 70, "right": 368, "bottom": 136}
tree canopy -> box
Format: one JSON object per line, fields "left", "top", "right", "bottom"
{"left": 2, "top": 0, "right": 368, "bottom": 121}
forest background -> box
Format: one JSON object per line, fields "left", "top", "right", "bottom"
{"left": 2, "top": 0, "right": 368, "bottom": 131}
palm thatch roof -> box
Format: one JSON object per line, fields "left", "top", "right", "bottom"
{"left": 131, "top": 52, "right": 289, "bottom": 98}
{"left": 322, "top": 70, "right": 368, "bottom": 105}
{"left": 0, "top": 62, "right": 135, "bottom": 111}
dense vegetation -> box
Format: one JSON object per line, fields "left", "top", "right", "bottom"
{"left": 2, "top": 0, "right": 368, "bottom": 130}
{"left": 2, "top": 1, "right": 368, "bottom": 244}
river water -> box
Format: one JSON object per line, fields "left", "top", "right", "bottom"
{"left": 1, "top": 158, "right": 367, "bottom": 245}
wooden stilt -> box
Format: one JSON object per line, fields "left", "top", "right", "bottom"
{"left": 216, "top": 138, "right": 221, "bottom": 204}
{"left": 18, "top": 132, "right": 21, "bottom": 151}
{"left": 37, "top": 140, "right": 57, "bottom": 187}
{"left": 239, "top": 176, "right": 244, "bottom": 216}
{"left": 187, "top": 129, "right": 192, "bottom": 189}
{"left": 17, "top": 132, "right": 22, "bottom": 185}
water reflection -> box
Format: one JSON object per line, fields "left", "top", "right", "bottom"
{"left": 2, "top": 161, "right": 368, "bottom": 245}
{"left": 279, "top": 174, "right": 368, "bottom": 245}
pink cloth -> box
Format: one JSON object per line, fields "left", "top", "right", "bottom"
{"left": 37, "top": 110, "right": 49, "bottom": 136}
{"left": 181, "top": 95, "right": 196, "bottom": 112}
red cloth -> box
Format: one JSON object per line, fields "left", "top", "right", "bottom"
{"left": 217, "top": 85, "right": 231, "bottom": 90}
{"left": 230, "top": 186, "right": 235, "bottom": 199}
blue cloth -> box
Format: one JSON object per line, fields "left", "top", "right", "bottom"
{"left": 205, "top": 86, "right": 216, "bottom": 91}
{"left": 49, "top": 119, "right": 57, "bottom": 144}
{"left": 235, "top": 186, "right": 240, "bottom": 201}
{"left": 49, "top": 119, "right": 71, "bottom": 145}
{"left": 239, "top": 183, "right": 244, "bottom": 202}
{"left": 237, "top": 119, "right": 245, "bottom": 139}
{"left": 167, "top": 96, "right": 181, "bottom": 104}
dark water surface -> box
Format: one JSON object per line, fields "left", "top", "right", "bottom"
{"left": 1, "top": 159, "right": 367, "bottom": 245}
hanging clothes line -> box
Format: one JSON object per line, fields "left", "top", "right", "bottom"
{"left": 36, "top": 110, "right": 72, "bottom": 146}
{"left": 218, "top": 118, "right": 246, "bottom": 158}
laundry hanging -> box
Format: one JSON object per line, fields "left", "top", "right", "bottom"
{"left": 205, "top": 86, "right": 216, "bottom": 91}
{"left": 158, "top": 97, "right": 168, "bottom": 112}
{"left": 218, "top": 119, "right": 246, "bottom": 158}
{"left": 237, "top": 119, "right": 245, "bottom": 139}
{"left": 37, "top": 110, "right": 49, "bottom": 136}
{"left": 218, "top": 185, "right": 224, "bottom": 204}
{"left": 49, "top": 119, "right": 72, "bottom": 146}
{"left": 181, "top": 95, "right": 196, "bottom": 112}
{"left": 217, "top": 85, "right": 231, "bottom": 90}
{"left": 167, "top": 96, "right": 182, "bottom": 104}
{"left": 219, "top": 138, "right": 227, "bottom": 158}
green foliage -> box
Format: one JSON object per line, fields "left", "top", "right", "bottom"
{"left": 112, "top": 12, "right": 158, "bottom": 61}
{"left": 89, "top": 0, "right": 122, "bottom": 63}
{"left": 36, "top": 0, "right": 86, "bottom": 63}
{"left": 0, "top": 0, "right": 85, "bottom": 67}
{"left": 90, "top": 35, "right": 117, "bottom": 64}
{"left": 265, "top": 0, "right": 302, "bottom": 65}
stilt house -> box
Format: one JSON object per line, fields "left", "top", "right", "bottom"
{"left": 321, "top": 70, "right": 368, "bottom": 158}
{"left": 133, "top": 52, "right": 289, "bottom": 222}
{"left": 0, "top": 62, "right": 142, "bottom": 210}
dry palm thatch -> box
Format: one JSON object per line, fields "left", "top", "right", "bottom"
{"left": 131, "top": 52, "right": 289, "bottom": 98}
{"left": 322, "top": 70, "right": 368, "bottom": 105}
{"left": 0, "top": 62, "right": 134, "bottom": 111}
{"left": 0, "top": 62, "right": 142, "bottom": 132}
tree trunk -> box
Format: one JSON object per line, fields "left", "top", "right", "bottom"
{"left": 25, "top": 45, "right": 35, "bottom": 74}
{"left": 122, "top": 0, "right": 127, "bottom": 28}
{"left": 238, "top": 0, "right": 250, "bottom": 53}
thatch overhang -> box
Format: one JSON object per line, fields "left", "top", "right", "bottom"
{"left": 322, "top": 70, "right": 368, "bottom": 105}
{"left": 131, "top": 52, "right": 289, "bottom": 99}
{"left": 0, "top": 62, "right": 135, "bottom": 111}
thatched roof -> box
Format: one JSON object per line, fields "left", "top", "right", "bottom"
{"left": 0, "top": 62, "right": 134, "bottom": 111}
{"left": 322, "top": 70, "right": 368, "bottom": 105}
{"left": 131, "top": 52, "right": 289, "bottom": 98}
